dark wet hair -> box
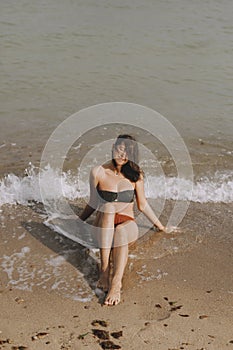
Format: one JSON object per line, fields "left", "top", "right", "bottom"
{"left": 112, "top": 134, "right": 142, "bottom": 182}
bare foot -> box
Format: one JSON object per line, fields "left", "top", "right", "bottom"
{"left": 96, "top": 270, "right": 109, "bottom": 293}
{"left": 104, "top": 282, "right": 122, "bottom": 306}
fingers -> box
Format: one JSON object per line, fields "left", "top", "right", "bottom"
{"left": 165, "top": 226, "right": 181, "bottom": 233}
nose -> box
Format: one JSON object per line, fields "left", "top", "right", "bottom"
{"left": 118, "top": 151, "right": 126, "bottom": 159}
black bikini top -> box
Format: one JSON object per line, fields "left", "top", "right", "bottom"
{"left": 97, "top": 188, "right": 135, "bottom": 203}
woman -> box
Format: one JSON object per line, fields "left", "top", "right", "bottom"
{"left": 80, "top": 134, "right": 168, "bottom": 306}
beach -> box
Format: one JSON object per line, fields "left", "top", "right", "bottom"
{"left": 1, "top": 0, "right": 233, "bottom": 348}
{"left": 0, "top": 201, "right": 233, "bottom": 350}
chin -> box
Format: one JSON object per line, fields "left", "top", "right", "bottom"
{"left": 115, "top": 159, "right": 127, "bottom": 166}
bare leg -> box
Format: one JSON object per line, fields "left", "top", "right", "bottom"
{"left": 104, "top": 220, "right": 138, "bottom": 305}
{"left": 104, "top": 244, "right": 128, "bottom": 305}
{"left": 97, "top": 248, "right": 111, "bottom": 292}
{"left": 95, "top": 204, "right": 115, "bottom": 292}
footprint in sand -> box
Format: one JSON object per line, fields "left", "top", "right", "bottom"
{"left": 141, "top": 299, "right": 171, "bottom": 321}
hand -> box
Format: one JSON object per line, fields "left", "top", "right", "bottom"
{"left": 163, "top": 226, "right": 180, "bottom": 234}
{"left": 154, "top": 224, "right": 180, "bottom": 233}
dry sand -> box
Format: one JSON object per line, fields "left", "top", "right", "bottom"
{"left": 0, "top": 204, "right": 233, "bottom": 350}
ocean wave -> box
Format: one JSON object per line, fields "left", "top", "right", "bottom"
{"left": 0, "top": 164, "right": 233, "bottom": 206}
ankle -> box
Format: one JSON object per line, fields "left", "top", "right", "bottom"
{"left": 100, "top": 266, "right": 109, "bottom": 274}
{"left": 111, "top": 276, "right": 122, "bottom": 287}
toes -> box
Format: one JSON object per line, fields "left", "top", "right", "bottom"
{"left": 104, "top": 296, "right": 112, "bottom": 305}
{"left": 104, "top": 299, "right": 110, "bottom": 305}
{"left": 113, "top": 298, "right": 120, "bottom": 306}
{"left": 104, "top": 293, "right": 121, "bottom": 306}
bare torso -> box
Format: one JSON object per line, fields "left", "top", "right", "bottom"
{"left": 96, "top": 162, "right": 136, "bottom": 218}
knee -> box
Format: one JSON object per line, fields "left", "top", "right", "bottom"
{"left": 100, "top": 202, "right": 116, "bottom": 215}
{"left": 114, "top": 222, "right": 138, "bottom": 247}
{"left": 97, "top": 203, "right": 116, "bottom": 227}
{"left": 113, "top": 229, "right": 128, "bottom": 247}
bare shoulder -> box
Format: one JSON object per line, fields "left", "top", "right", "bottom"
{"left": 90, "top": 165, "right": 104, "bottom": 179}
{"left": 101, "top": 160, "right": 113, "bottom": 170}
{"left": 139, "top": 172, "right": 144, "bottom": 181}
{"left": 134, "top": 173, "right": 145, "bottom": 194}
{"left": 136, "top": 172, "right": 144, "bottom": 184}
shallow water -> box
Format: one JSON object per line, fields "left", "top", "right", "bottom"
{"left": 1, "top": 0, "right": 233, "bottom": 301}
{"left": 1, "top": 200, "right": 232, "bottom": 301}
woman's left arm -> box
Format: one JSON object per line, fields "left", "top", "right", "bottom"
{"left": 135, "top": 176, "right": 165, "bottom": 231}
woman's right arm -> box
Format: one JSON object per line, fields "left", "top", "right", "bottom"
{"left": 79, "top": 166, "right": 101, "bottom": 221}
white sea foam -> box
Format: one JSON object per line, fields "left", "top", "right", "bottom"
{"left": 0, "top": 248, "right": 94, "bottom": 301}
{"left": 1, "top": 246, "right": 31, "bottom": 281}
{"left": 0, "top": 164, "right": 233, "bottom": 206}
{"left": 47, "top": 255, "right": 66, "bottom": 267}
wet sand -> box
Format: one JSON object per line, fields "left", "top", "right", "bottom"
{"left": 0, "top": 203, "right": 233, "bottom": 350}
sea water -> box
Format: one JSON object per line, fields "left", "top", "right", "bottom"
{"left": 1, "top": 0, "right": 233, "bottom": 300}
{"left": 0, "top": 163, "right": 233, "bottom": 206}
{"left": 1, "top": 0, "right": 233, "bottom": 145}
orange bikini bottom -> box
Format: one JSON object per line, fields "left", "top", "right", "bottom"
{"left": 114, "top": 214, "right": 135, "bottom": 227}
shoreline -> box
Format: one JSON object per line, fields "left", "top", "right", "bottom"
{"left": 0, "top": 202, "right": 233, "bottom": 349}
{"left": 1, "top": 235, "right": 232, "bottom": 350}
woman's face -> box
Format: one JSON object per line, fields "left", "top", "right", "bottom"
{"left": 113, "top": 142, "right": 128, "bottom": 166}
